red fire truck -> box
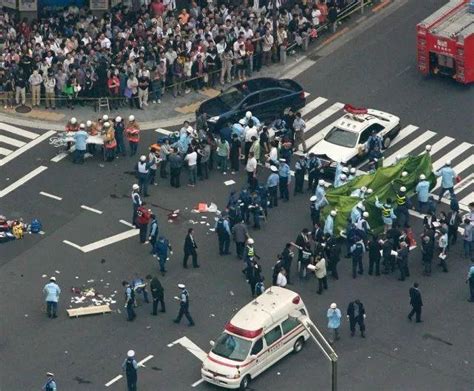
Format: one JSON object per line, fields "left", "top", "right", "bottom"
{"left": 416, "top": 0, "right": 474, "bottom": 84}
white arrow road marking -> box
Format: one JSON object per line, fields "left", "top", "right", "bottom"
{"left": 63, "top": 228, "right": 139, "bottom": 253}
{"left": 169, "top": 337, "right": 207, "bottom": 388}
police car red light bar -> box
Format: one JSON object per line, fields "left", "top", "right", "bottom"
{"left": 225, "top": 323, "right": 263, "bottom": 338}
{"left": 344, "top": 104, "right": 368, "bottom": 115}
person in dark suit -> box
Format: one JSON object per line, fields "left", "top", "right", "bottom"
{"left": 347, "top": 299, "right": 366, "bottom": 337}
{"left": 183, "top": 228, "right": 199, "bottom": 268}
{"left": 408, "top": 282, "right": 423, "bottom": 322}
{"left": 147, "top": 275, "right": 165, "bottom": 315}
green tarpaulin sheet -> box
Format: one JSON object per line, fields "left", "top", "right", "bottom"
{"left": 321, "top": 153, "right": 436, "bottom": 236}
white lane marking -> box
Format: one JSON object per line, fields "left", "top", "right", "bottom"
{"left": 432, "top": 142, "right": 472, "bottom": 171}
{"left": 0, "top": 135, "right": 26, "bottom": 147}
{"left": 81, "top": 229, "right": 139, "bottom": 253}
{"left": 455, "top": 173, "right": 474, "bottom": 191}
{"left": 285, "top": 59, "right": 316, "bottom": 79}
{"left": 384, "top": 130, "right": 436, "bottom": 166}
{"left": 39, "top": 191, "right": 62, "bottom": 201}
{"left": 81, "top": 205, "right": 103, "bottom": 215}
{"left": 137, "top": 355, "right": 154, "bottom": 366}
{"left": 62, "top": 240, "right": 83, "bottom": 251}
{"left": 0, "top": 130, "right": 56, "bottom": 166}
{"left": 169, "top": 336, "right": 207, "bottom": 362}
{"left": 420, "top": 135, "right": 454, "bottom": 156}
{"left": 192, "top": 379, "right": 205, "bottom": 388}
{"left": 432, "top": 157, "right": 474, "bottom": 192}
{"left": 0, "top": 146, "right": 13, "bottom": 156}
{"left": 119, "top": 219, "right": 135, "bottom": 228}
{"left": 154, "top": 128, "right": 173, "bottom": 135}
{"left": 304, "top": 92, "right": 311, "bottom": 98}
{"left": 0, "top": 166, "right": 48, "bottom": 198}
{"left": 50, "top": 152, "right": 69, "bottom": 162}
{"left": 0, "top": 122, "right": 39, "bottom": 139}
{"left": 389, "top": 125, "right": 418, "bottom": 148}
{"left": 105, "top": 375, "right": 123, "bottom": 387}
{"left": 301, "top": 97, "right": 328, "bottom": 117}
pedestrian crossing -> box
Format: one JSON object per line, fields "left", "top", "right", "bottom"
{"left": 294, "top": 95, "right": 474, "bottom": 211}
{"left": 0, "top": 122, "right": 56, "bottom": 166}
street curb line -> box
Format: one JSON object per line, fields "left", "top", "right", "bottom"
{"left": 320, "top": 27, "right": 350, "bottom": 47}
{"left": 372, "top": 0, "right": 391, "bottom": 13}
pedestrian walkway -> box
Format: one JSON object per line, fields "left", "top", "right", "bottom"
{"left": 0, "top": 122, "right": 56, "bottom": 167}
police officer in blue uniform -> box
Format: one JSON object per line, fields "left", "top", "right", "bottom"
{"left": 293, "top": 155, "right": 307, "bottom": 195}
{"left": 267, "top": 165, "right": 280, "bottom": 208}
{"left": 148, "top": 214, "right": 159, "bottom": 253}
{"left": 307, "top": 153, "right": 321, "bottom": 192}
{"left": 122, "top": 350, "right": 138, "bottom": 391}
{"left": 42, "top": 372, "right": 57, "bottom": 391}
{"left": 131, "top": 184, "right": 142, "bottom": 226}
{"left": 174, "top": 284, "right": 195, "bottom": 326}
{"left": 278, "top": 158, "right": 291, "bottom": 201}
{"left": 154, "top": 236, "right": 172, "bottom": 275}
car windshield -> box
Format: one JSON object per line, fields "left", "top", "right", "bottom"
{"left": 218, "top": 87, "right": 245, "bottom": 109}
{"left": 324, "top": 127, "right": 359, "bottom": 148}
{"left": 211, "top": 332, "right": 252, "bottom": 362}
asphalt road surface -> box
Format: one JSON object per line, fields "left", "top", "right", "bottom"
{"left": 1, "top": 1, "right": 473, "bottom": 390}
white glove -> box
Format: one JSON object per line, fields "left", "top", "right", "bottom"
{"left": 363, "top": 314, "right": 366, "bottom": 319}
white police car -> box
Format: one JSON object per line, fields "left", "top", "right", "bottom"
{"left": 308, "top": 105, "right": 401, "bottom": 176}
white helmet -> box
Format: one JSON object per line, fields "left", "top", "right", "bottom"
{"left": 361, "top": 186, "right": 367, "bottom": 192}
{"left": 330, "top": 210, "right": 337, "bottom": 217}
{"left": 86, "top": 120, "right": 92, "bottom": 127}
{"left": 310, "top": 195, "right": 317, "bottom": 202}
{"left": 318, "top": 179, "right": 325, "bottom": 186}
{"left": 129, "top": 115, "right": 135, "bottom": 122}
{"left": 363, "top": 211, "right": 369, "bottom": 218}
{"left": 357, "top": 202, "right": 364, "bottom": 210}
{"left": 400, "top": 186, "right": 407, "bottom": 192}
{"left": 79, "top": 123, "right": 85, "bottom": 129}
{"left": 245, "top": 111, "right": 252, "bottom": 119}
{"left": 425, "top": 144, "right": 432, "bottom": 152}
{"left": 239, "top": 119, "right": 246, "bottom": 126}
{"left": 330, "top": 303, "right": 337, "bottom": 309}
{"left": 127, "top": 350, "right": 135, "bottom": 358}
{"left": 102, "top": 114, "right": 109, "bottom": 121}
{"left": 420, "top": 174, "right": 426, "bottom": 180}
{"left": 103, "top": 121, "right": 110, "bottom": 128}
{"left": 350, "top": 167, "right": 356, "bottom": 174}
{"left": 342, "top": 167, "right": 349, "bottom": 174}
{"left": 132, "top": 184, "right": 139, "bottom": 190}
{"left": 115, "top": 116, "right": 122, "bottom": 122}
{"left": 446, "top": 160, "right": 451, "bottom": 166}
{"left": 139, "top": 155, "right": 147, "bottom": 162}
{"left": 340, "top": 174, "right": 347, "bottom": 180}
{"left": 70, "top": 117, "right": 77, "bottom": 124}
{"left": 367, "top": 188, "right": 373, "bottom": 194}
{"left": 247, "top": 238, "right": 254, "bottom": 245}
{"left": 401, "top": 171, "right": 408, "bottom": 177}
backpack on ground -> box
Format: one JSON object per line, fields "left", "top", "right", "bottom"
{"left": 30, "top": 219, "right": 42, "bottom": 233}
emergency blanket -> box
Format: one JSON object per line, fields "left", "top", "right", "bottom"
{"left": 321, "top": 153, "right": 436, "bottom": 236}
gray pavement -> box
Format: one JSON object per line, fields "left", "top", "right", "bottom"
{"left": 1, "top": 1, "right": 474, "bottom": 390}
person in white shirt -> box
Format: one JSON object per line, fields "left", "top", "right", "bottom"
{"left": 262, "top": 30, "right": 274, "bottom": 66}
{"left": 246, "top": 151, "right": 258, "bottom": 190}
{"left": 276, "top": 268, "right": 288, "bottom": 287}
{"left": 243, "top": 119, "right": 258, "bottom": 162}
{"left": 184, "top": 148, "right": 198, "bottom": 187}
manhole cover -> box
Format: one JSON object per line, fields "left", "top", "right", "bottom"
{"left": 15, "top": 105, "right": 32, "bottom": 113}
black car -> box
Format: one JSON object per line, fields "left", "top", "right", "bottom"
{"left": 196, "top": 77, "right": 306, "bottom": 132}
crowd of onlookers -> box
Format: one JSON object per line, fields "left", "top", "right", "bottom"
{"left": 0, "top": 0, "right": 355, "bottom": 109}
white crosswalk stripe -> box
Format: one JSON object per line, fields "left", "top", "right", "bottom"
{"left": 0, "top": 123, "right": 54, "bottom": 166}
{"left": 460, "top": 192, "right": 474, "bottom": 207}
{"left": 419, "top": 135, "right": 454, "bottom": 156}
{"left": 0, "top": 146, "right": 13, "bottom": 156}
{"left": 389, "top": 125, "right": 419, "bottom": 148}
{"left": 300, "top": 97, "right": 328, "bottom": 116}
{"left": 305, "top": 102, "right": 344, "bottom": 131}
{"left": 384, "top": 130, "right": 436, "bottom": 166}
{"left": 431, "top": 142, "right": 472, "bottom": 171}
{"left": 0, "top": 135, "right": 26, "bottom": 148}
{"left": 0, "top": 122, "right": 39, "bottom": 139}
